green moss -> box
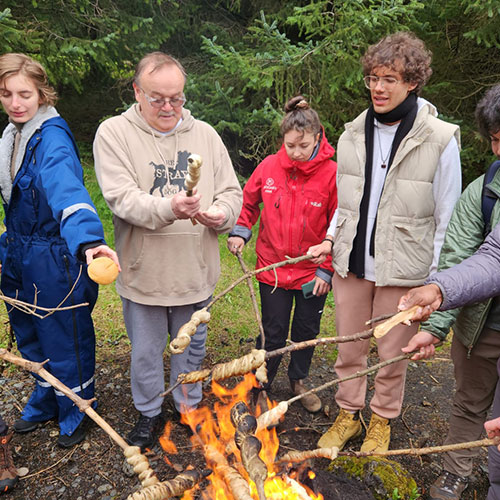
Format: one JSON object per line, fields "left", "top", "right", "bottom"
{"left": 328, "top": 456, "right": 419, "bottom": 500}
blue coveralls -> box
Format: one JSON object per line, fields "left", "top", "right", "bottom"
{"left": 0, "top": 116, "right": 106, "bottom": 437}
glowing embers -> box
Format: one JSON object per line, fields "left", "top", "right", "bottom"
{"left": 160, "top": 373, "right": 323, "bottom": 500}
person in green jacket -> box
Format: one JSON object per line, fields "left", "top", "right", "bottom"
{"left": 403, "top": 84, "right": 500, "bottom": 500}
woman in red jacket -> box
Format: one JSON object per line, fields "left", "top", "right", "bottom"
{"left": 228, "top": 96, "right": 337, "bottom": 413}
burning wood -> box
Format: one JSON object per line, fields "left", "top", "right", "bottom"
{"left": 160, "top": 374, "right": 324, "bottom": 500}
{"left": 205, "top": 447, "right": 255, "bottom": 500}
{"left": 231, "top": 402, "right": 268, "bottom": 500}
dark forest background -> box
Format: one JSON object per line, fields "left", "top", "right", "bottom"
{"left": 2, "top": 0, "right": 500, "bottom": 185}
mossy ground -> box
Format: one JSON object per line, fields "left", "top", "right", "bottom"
{"left": 329, "top": 456, "right": 419, "bottom": 500}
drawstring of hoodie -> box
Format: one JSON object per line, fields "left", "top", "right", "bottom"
{"left": 148, "top": 125, "right": 173, "bottom": 190}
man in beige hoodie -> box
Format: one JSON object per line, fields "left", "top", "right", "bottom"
{"left": 93, "top": 52, "right": 242, "bottom": 450}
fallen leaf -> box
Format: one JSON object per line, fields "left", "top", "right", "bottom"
{"left": 17, "top": 467, "right": 29, "bottom": 477}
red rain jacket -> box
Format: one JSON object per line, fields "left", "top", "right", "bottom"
{"left": 235, "top": 132, "right": 337, "bottom": 289}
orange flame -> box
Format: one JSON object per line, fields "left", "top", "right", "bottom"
{"left": 161, "top": 373, "right": 323, "bottom": 500}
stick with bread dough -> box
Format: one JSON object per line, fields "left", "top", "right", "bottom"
{"left": 185, "top": 154, "right": 202, "bottom": 225}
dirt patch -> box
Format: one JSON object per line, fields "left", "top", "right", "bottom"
{"left": 0, "top": 342, "right": 490, "bottom": 499}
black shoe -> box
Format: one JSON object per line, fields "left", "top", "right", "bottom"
{"left": 57, "top": 418, "right": 88, "bottom": 448}
{"left": 13, "top": 418, "right": 49, "bottom": 434}
{"left": 127, "top": 414, "right": 164, "bottom": 450}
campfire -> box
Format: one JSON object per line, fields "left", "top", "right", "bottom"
{"left": 160, "top": 373, "right": 323, "bottom": 500}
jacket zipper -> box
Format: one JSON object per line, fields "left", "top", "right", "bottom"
{"left": 63, "top": 255, "right": 84, "bottom": 391}
{"left": 288, "top": 170, "right": 297, "bottom": 285}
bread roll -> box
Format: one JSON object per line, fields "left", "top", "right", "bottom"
{"left": 87, "top": 257, "right": 119, "bottom": 285}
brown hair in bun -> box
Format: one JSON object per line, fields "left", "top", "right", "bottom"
{"left": 280, "top": 95, "right": 321, "bottom": 137}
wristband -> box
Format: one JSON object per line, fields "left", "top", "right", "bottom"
{"left": 322, "top": 238, "right": 333, "bottom": 247}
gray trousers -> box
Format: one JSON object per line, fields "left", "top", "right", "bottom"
{"left": 122, "top": 296, "right": 210, "bottom": 417}
{"left": 443, "top": 326, "right": 500, "bottom": 477}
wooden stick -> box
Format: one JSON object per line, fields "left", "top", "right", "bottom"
{"left": 207, "top": 254, "right": 314, "bottom": 311}
{"left": 286, "top": 353, "right": 413, "bottom": 406}
{"left": 276, "top": 437, "right": 500, "bottom": 466}
{"left": 341, "top": 437, "right": 500, "bottom": 458}
{"left": 365, "top": 312, "right": 395, "bottom": 325}
{"left": 279, "top": 438, "right": 500, "bottom": 466}
{"left": 169, "top": 254, "right": 314, "bottom": 354}
{"left": 0, "top": 348, "right": 160, "bottom": 489}
{"left": 0, "top": 348, "right": 129, "bottom": 450}
{"left": 256, "top": 353, "right": 414, "bottom": 430}
{"left": 265, "top": 328, "right": 374, "bottom": 359}
{"left": 236, "top": 252, "right": 265, "bottom": 348}
{"left": 1, "top": 287, "right": 88, "bottom": 319}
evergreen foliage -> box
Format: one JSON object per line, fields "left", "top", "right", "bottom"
{"left": 1, "top": 0, "right": 500, "bottom": 182}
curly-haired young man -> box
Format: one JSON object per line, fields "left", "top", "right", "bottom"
{"left": 311, "top": 32, "right": 462, "bottom": 453}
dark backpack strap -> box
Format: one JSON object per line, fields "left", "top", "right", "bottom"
{"left": 482, "top": 160, "right": 500, "bottom": 236}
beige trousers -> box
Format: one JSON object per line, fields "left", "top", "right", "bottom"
{"left": 333, "top": 272, "right": 419, "bottom": 419}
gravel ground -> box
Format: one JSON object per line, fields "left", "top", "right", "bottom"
{"left": 0, "top": 342, "right": 492, "bottom": 499}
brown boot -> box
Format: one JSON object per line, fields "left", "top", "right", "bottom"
{"left": 290, "top": 379, "right": 322, "bottom": 413}
{"left": 360, "top": 413, "right": 390, "bottom": 453}
{"left": 0, "top": 433, "right": 18, "bottom": 494}
{"left": 318, "top": 408, "right": 362, "bottom": 450}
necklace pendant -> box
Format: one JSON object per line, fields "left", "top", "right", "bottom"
{"left": 381, "top": 163, "right": 387, "bottom": 169}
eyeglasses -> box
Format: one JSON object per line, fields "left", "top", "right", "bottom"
{"left": 363, "top": 75, "right": 402, "bottom": 90}
{"left": 138, "top": 86, "right": 186, "bottom": 108}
